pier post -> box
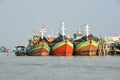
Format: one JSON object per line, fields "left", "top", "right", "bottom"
{"left": 98, "top": 38, "right": 106, "bottom": 56}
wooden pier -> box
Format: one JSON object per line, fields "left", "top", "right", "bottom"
{"left": 97, "top": 38, "right": 107, "bottom": 56}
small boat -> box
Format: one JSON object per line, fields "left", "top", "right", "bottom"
{"left": 0, "top": 46, "right": 8, "bottom": 53}
{"left": 114, "top": 40, "right": 120, "bottom": 50}
{"left": 26, "top": 25, "right": 50, "bottom": 56}
{"left": 51, "top": 22, "right": 74, "bottom": 56}
{"left": 15, "top": 46, "right": 26, "bottom": 56}
{"left": 74, "top": 24, "right": 99, "bottom": 56}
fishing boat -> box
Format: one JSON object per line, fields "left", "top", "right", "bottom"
{"left": 51, "top": 22, "right": 74, "bottom": 56}
{"left": 26, "top": 25, "right": 50, "bottom": 56}
{"left": 15, "top": 45, "right": 26, "bottom": 56}
{"left": 74, "top": 24, "right": 99, "bottom": 56}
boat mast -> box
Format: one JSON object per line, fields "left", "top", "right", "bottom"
{"left": 61, "top": 22, "right": 66, "bottom": 39}
{"left": 78, "top": 25, "right": 83, "bottom": 34}
{"left": 40, "top": 24, "right": 46, "bottom": 40}
{"left": 51, "top": 28, "right": 53, "bottom": 37}
{"left": 85, "top": 24, "right": 90, "bottom": 39}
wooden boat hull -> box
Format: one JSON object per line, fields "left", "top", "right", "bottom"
{"left": 15, "top": 51, "right": 26, "bottom": 56}
{"left": 75, "top": 39, "right": 98, "bottom": 56}
{"left": 26, "top": 42, "right": 50, "bottom": 56}
{"left": 28, "top": 48, "right": 49, "bottom": 56}
{"left": 52, "top": 40, "right": 73, "bottom": 56}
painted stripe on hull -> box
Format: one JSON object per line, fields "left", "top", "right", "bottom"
{"left": 76, "top": 40, "right": 98, "bottom": 50}
{"left": 29, "top": 42, "right": 50, "bottom": 52}
{"left": 75, "top": 40, "right": 98, "bottom": 56}
{"left": 53, "top": 40, "right": 73, "bottom": 51}
{"left": 52, "top": 44, "right": 73, "bottom": 56}
{"left": 75, "top": 45, "right": 98, "bottom": 55}
{"left": 27, "top": 42, "right": 50, "bottom": 56}
{"left": 29, "top": 48, "right": 49, "bottom": 56}
{"left": 52, "top": 40, "right": 73, "bottom": 56}
{"left": 76, "top": 40, "right": 98, "bottom": 51}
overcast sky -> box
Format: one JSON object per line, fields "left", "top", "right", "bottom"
{"left": 0, "top": 0, "right": 120, "bottom": 47}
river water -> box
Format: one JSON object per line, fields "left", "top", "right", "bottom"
{"left": 0, "top": 53, "right": 120, "bottom": 80}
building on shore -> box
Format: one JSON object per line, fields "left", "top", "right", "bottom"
{"left": 104, "top": 36, "right": 120, "bottom": 55}
{"left": 105, "top": 36, "right": 120, "bottom": 42}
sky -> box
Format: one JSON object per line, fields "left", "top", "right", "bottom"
{"left": 0, "top": 0, "right": 120, "bottom": 47}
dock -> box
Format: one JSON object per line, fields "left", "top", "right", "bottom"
{"left": 97, "top": 38, "right": 107, "bottom": 56}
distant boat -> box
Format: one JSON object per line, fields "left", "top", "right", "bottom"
{"left": 0, "top": 46, "right": 7, "bottom": 53}
{"left": 26, "top": 25, "right": 50, "bottom": 56}
{"left": 114, "top": 40, "right": 120, "bottom": 50}
{"left": 51, "top": 22, "right": 74, "bottom": 56}
{"left": 74, "top": 24, "right": 99, "bottom": 56}
{"left": 15, "top": 46, "right": 26, "bottom": 56}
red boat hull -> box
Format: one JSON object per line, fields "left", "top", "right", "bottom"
{"left": 52, "top": 40, "right": 73, "bottom": 56}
